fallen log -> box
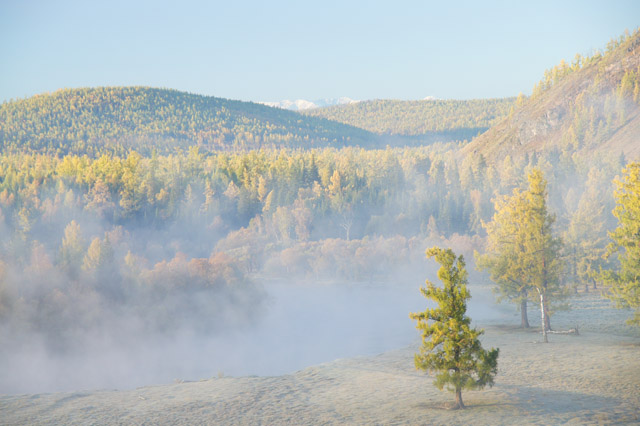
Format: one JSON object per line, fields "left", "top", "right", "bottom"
{"left": 545, "top": 325, "right": 579, "bottom": 335}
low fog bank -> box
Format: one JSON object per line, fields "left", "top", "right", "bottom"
{"left": 0, "top": 144, "right": 624, "bottom": 396}
{"left": 0, "top": 272, "right": 506, "bottom": 395}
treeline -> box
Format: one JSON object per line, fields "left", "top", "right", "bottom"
{"left": 0, "top": 142, "right": 633, "bottom": 345}
{"left": 532, "top": 29, "right": 638, "bottom": 99}
{"left": 303, "top": 98, "right": 516, "bottom": 136}
{"left": 0, "top": 145, "right": 625, "bottom": 276}
{"left": 0, "top": 88, "right": 522, "bottom": 158}
{"left": 0, "top": 87, "right": 375, "bottom": 156}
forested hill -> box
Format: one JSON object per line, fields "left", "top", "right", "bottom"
{"left": 302, "top": 98, "right": 516, "bottom": 141}
{"left": 0, "top": 87, "right": 376, "bottom": 156}
{"left": 463, "top": 29, "right": 640, "bottom": 162}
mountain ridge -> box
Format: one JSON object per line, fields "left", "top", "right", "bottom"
{"left": 260, "top": 97, "right": 359, "bottom": 111}
{"left": 0, "top": 87, "right": 375, "bottom": 155}
{"left": 303, "top": 97, "right": 516, "bottom": 138}
{"left": 462, "top": 29, "right": 640, "bottom": 162}
{"left": 4, "top": 28, "right": 639, "bottom": 161}
{"left": 0, "top": 88, "right": 517, "bottom": 156}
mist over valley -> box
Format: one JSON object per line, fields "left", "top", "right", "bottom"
{"left": 1, "top": 25, "right": 640, "bottom": 426}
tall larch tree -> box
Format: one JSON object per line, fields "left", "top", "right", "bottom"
{"left": 601, "top": 162, "right": 640, "bottom": 325}
{"left": 477, "top": 186, "right": 533, "bottom": 328}
{"left": 523, "top": 169, "right": 564, "bottom": 342}
{"left": 563, "top": 170, "right": 610, "bottom": 293}
{"left": 478, "top": 169, "right": 564, "bottom": 341}
{"left": 410, "top": 247, "right": 499, "bottom": 410}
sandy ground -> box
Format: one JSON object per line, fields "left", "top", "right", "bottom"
{"left": 2, "top": 293, "right": 640, "bottom": 425}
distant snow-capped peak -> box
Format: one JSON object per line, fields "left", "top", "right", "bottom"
{"left": 261, "top": 97, "right": 359, "bottom": 111}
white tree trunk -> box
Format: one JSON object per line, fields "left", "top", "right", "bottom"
{"left": 538, "top": 289, "right": 548, "bottom": 343}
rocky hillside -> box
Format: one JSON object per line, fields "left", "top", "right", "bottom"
{"left": 463, "top": 29, "right": 640, "bottom": 162}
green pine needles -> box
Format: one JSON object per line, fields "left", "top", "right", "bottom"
{"left": 410, "top": 247, "right": 499, "bottom": 410}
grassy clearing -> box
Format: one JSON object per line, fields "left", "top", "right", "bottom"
{"left": 1, "top": 291, "right": 639, "bottom": 425}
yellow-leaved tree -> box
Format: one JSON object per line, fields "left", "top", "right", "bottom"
{"left": 477, "top": 169, "right": 565, "bottom": 342}
{"left": 601, "top": 162, "right": 640, "bottom": 325}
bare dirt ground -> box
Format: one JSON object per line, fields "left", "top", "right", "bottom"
{"left": 2, "top": 292, "right": 639, "bottom": 425}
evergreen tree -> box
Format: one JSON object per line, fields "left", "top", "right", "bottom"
{"left": 601, "top": 162, "right": 640, "bottom": 325}
{"left": 82, "top": 235, "right": 114, "bottom": 274}
{"left": 477, "top": 169, "right": 564, "bottom": 340}
{"left": 410, "top": 247, "right": 499, "bottom": 410}
{"left": 563, "top": 172, "right": 609, "bottom": 292}
{"left": 523, "top": 170, "right": 565, "bottom": 341}
{"left": 476, "top": 188, "right": 533, "bottom": 328}
{"left": 58, "top": 220, "right": 86, "bottom": 279}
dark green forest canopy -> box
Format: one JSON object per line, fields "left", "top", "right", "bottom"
{"left": 0, "top": 87, "right": 376, "bottom": 155}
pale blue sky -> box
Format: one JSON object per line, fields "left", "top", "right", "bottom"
{"left": 0, "top": 0, "right": 637, "bottom": 103}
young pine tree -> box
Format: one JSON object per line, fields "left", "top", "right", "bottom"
{"left": 410, "top": 247, "right": 499, "bottom": 410}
